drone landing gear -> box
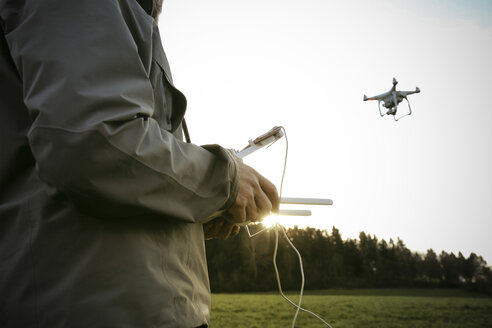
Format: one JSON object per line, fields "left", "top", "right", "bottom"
{"left": 377, "top": 100, "right": 385, "bottom": 117}
{"left": 394, "top": 97, "right": 412, "bottom": 121}
{"left": 377, "top": 99, "right": 412, "bottom": 121}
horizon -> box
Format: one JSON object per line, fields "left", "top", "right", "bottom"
{"left": 254, "top": 220, "right": 491, "bottom": 264}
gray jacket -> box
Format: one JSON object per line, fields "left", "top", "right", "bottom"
{"left": 0, "top": 0, "right": 238, "bottom": 327}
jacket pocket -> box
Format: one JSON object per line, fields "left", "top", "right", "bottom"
{"left": 150, "top": 57, "right": 187, "bottom": 134}
{"left": 149, "top": 60, "right": 173, "bottom": 131}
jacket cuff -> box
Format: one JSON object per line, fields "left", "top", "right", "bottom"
{"left": 220, "top": 149, "right": 239, "bottom": 211}
{"left": 201, "top": 145, "right": 239, "bottom": 212}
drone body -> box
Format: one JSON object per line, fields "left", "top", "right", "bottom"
{"left": 363, "top": 78, "right": 420, "bottom": 121}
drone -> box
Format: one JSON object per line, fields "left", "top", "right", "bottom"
{"left": 363, "top": 78, "right": 420, "bottom": 121}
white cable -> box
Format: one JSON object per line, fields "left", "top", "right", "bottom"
{"left": 245, "top": 224, "right": 267, "bottom": 238}
{"left": 246, "top": 127, "right": 333, "bottom": 327}
{"left": 277, "top": 127, "right": 303, "bottom": 327}
{"left": 273, "top": 224, "right": 334, "bottom": 328}
{"left": 273, "top": 223, "right": 303, "bottom": 327}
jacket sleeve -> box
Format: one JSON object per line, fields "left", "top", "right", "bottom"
{"left": 0, "top": 0, "right": 238, "bottom": 223}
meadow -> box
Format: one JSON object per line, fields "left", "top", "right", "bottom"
{"left": 210, "top": 289, "right": 492, "bottom": 328}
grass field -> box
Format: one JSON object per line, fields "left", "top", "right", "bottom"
{"left": 210, "top": 289, "right": 492, "bottom": 328}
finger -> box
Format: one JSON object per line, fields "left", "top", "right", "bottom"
{"left": 203, "top": 220, "right": 218, "bottom": 239}
{"left": 203, "top": 222, "right": 214, "bottom": 236}
{"left": 206, "top": 218, "right": 225, "bottom": 239}
{"left": 254, "top": 190, "right": 273, "bottom": 220}
{"left": 231, "top": 225, "right": 240, "bottom": 236}
{"left": 227, "top": 207, "right": 246, "bottom": 224}
{"left": 228, "top": 195, "right": 248, "bottom": 224}
{"left": 258, "top": 175, "right": 279, "bottom": 212}
{"left": 218, "top": 222, "right": 235, "bottom": 240}
{"left": 245, "top": 199, "right": 259, "bottom": 222}
{"left": 204, "top": 225, "right": 215, "bottom": 240}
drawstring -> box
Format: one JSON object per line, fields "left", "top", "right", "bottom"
{"left": 182, "top": 118, "right": 191, "bottom": 143}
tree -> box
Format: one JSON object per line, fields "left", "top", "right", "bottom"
{"left": 421, "top": 249, "right": 442, "bottom": 282}
{"left": 205, "top": 225, "right": 492, "bottom": 293}
{"left": 440, "top": 251, "right": 460, "bottom": 285}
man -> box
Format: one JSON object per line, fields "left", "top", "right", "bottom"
{"left": 0, "top": 0, "right": 278, "bottom": 327}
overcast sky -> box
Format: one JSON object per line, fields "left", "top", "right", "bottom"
{"left": 160, "top": 0, "right": 492, "bottom": 264}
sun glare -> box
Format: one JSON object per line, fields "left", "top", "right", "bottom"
{"left": 257, "top": 212, "right": 313, "bottom": 230}
{"left": 260, "top": 214, "right": 280, "bottom": 228}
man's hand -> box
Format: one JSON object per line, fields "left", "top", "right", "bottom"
{"left": 226, "top": 158, "right": 279, "bottom": 225}
{"left": 203, "top": 217, "right": 240, "bottom": 240}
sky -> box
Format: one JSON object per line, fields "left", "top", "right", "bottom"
{"left": 159, "top": 0, "right": 492, "bottom": 264}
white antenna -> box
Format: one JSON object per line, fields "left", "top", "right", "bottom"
{"left": 281, "top": 197, "right": 333, "bottom": 206}
{"left": 278, "top": 209, "right": 312, "bottom": 216}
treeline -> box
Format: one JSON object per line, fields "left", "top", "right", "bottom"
{"left": 205, "top": 226, "right": 492, "bottom": 294}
